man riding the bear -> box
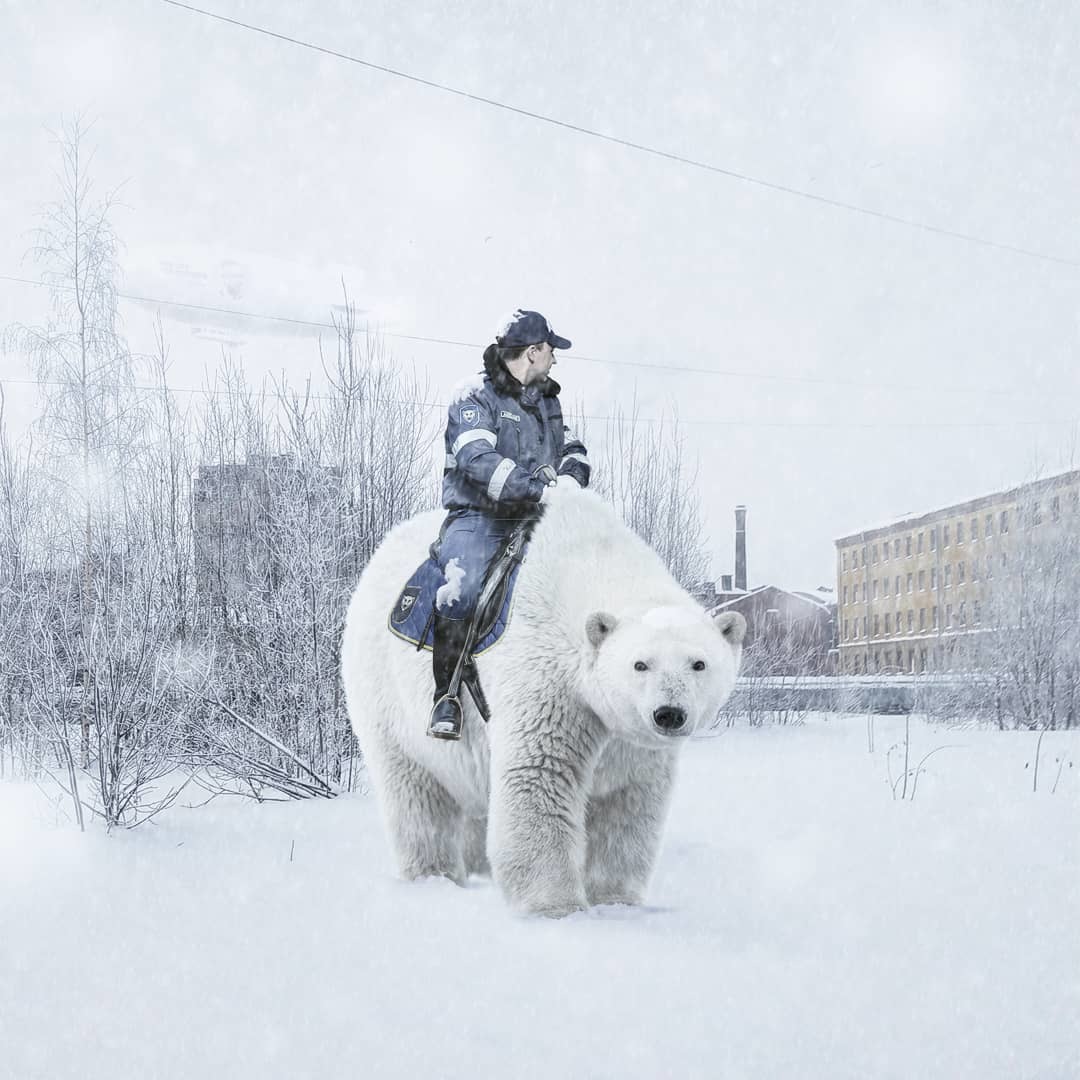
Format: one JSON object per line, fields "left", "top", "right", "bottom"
{"left": 429, "top": 309, "right": 590, "bottom": 740}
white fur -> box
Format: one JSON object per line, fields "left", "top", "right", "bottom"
{"left": 341, "top": 487, "right": 745, "bottom": 918}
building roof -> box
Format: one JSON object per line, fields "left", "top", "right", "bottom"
{"left": 834, "top": 467, "right": 1080, "bottom": 547}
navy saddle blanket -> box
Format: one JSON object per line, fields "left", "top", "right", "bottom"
{"left": 387, "top": 555, "right": 523, "bottom": 655}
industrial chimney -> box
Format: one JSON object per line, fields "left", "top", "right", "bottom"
{"left": 735, "top": 505, "right": 747, "bottom": 591}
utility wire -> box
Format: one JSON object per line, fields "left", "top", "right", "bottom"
{"left": 159, "top": 0, "right": 1080, "bottom": 270}
{"left": 0, "top": 272, "right": 1047, "bottom": 402}
{"left": 1, "top": 375, "right": 1075, "bottom": 432}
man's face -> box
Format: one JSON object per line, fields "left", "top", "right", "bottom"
{"left": 526, "top": 341, "right": 556, "bottom": 383}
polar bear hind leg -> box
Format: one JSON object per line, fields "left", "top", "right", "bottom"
{"left": 369, "top": 739, "right": 468, "bottom": 885}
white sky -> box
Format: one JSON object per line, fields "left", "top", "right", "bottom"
{"left": 3, "top": 0, "right": 1079, "bottom": 590}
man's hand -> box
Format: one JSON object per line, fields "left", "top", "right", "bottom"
{"left": 533, "top": 464, "right": 558, "bottom": 487}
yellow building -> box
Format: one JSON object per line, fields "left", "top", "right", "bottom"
{"left": 835, "top": 469, "right": 1080, "bottom": 674}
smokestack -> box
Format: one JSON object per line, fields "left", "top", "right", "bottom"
{"left": 720, "top": 574, "right": 733, "bottom": 592}
{"left": 735, "top": 505, "right": 747, "bottom": 591}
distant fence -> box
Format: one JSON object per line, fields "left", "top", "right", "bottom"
{"left": 724, "top": 674, "right": 988, "bottom": 717}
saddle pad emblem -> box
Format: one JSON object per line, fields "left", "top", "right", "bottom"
{"left": 392, "top": 585, "right": 422, "bottom": 624}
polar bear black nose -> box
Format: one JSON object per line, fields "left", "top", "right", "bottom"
{"left": 653, "top": 707, "right": 686, "bottom": 732}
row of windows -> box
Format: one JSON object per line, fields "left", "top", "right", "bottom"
{"left": 843, "top": 600, "right": 981, "bottom": 641}
{"left": 842, "top": 554, "right": 1008, "bottom": 604}
{"left": 845, "top": 649, "right": 930, "bottom": 674}
{"left": 840, "top": 491, "right": 1079, "bottom": 572}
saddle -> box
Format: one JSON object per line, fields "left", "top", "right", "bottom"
{"left": 387, "top": 520, "right": 532, "bottom": 722}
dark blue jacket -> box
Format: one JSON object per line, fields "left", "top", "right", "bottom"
{"left": 442, "top": 367, "right": 590, "bottom": 513}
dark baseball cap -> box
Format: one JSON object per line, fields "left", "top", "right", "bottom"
{"left": 495, "top": 309, "right": 572, "bottom": 350}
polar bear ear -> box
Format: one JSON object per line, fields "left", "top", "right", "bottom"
{"left": 712, "top": 610, "right": 746, "bottom": 646}
{"left": 586, "top": 611, "right": 618, "bottom": 649}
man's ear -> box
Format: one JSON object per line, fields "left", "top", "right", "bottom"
{"left": 586, "top": 611, "right": 618, "bottom": 649}
{"left": 712, "top": 610, "right": 746, "bottom": 646}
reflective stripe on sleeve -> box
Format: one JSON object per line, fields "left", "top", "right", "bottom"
{"left": 487, "top": 458, "right": 516, "bottom": 502}
{"left": 444, "top": 454, "right": 456, "bottom": 470}
{"left": 452, "top": 428, "right": 497, "bottom": 455}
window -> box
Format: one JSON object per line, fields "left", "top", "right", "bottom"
{"left": 943, "top": 524, "right": 950, "bottom": 547}
{"left": 842, "top": 585, "right": 848, "bottom": 605}
{"left": 884, "top": 613, "right": 891, "bottom": 634}
{"left": 907, "top": 610, "right": 913, "bottom": 633}
{"left": 905, "top": 535, "right": 912, "bottom": 557}
{"left": 918, "top": 532, "right": 925, "bottom": 553}
{"left": 944, "top": 564, "right": 952, "bottom": 588}
{"left": 919, "top": 649, "right": 927, "bottom": 672}
{"left": 895, "top": 575, "right": 901, "bottom": 595}
{"left": 959, "top": 601, "right": 966, "bottom": 626}
{"left": 1001, "top": 551, "right": 1008, "bottom": 570}
{"left": 1071, "top": 491, "right": 1079, "bottom": 514}
{"left": 985, "top": 513, "right": 994, "bottom": 537}
{"left": 931, "top": 567, "right": 938, "bottom": 589}
{"left": 919, "top": 608, "right": 925, "bottom": 630}
{"left": 873, "top": 614, "right": 880, "bottom": 636}
{"left": 932, "top": 606, "right": 939, "bottom": 629}
{"left": 842, "top": 552, "right": 847, "bottom": 571}
{"left": 918, "top": 570, "right": 925, "bottom": 590}
{"left": 986, "top": 555, "right": 993, "bottom": 579}
{"left": 971, "top": 517, "right": 978, "bottom": 541}
{"left": 894, "top": 539, "right": 901, "bottom": 558}
{"left": 1052, "top": 495, "right": 1060, "bottom": 521}
{"left": 973, "top": 600, "right": 981, "bottom": 624}
{"left": 883, "top": 578, "right": 890, "bottom": 597}
{"left": 873, "top": 579, "right": 879, "bottom": 600}
{"left": 908, "top": 649, "right": 915, "bottom": 673}
{"left": 872, "top": 544, "right": 879, "bottom": 563}
{"left": 956, "top": 521, "right": 964, "bottom": 544}
{"left": 1001, "top": 509, "right": 1009, "bottom": 533}
{"left": 906, "top": 573, "right": 913, "bottom": 594}
{"left": 862, "top": 616, "right": 867, "bottom": 637}
{"left": 895, "top": 609, "right": 901, "bottom": 634}
{"left": 844, "top": 618, "right": 849, "bottom": 639}
{"left": 958, "top": 561, "right": 965, "bottom": 584}
{"left": 930, "top": 527, "right": 937, "bottom": 551}
{"left": 946, "top": 603, "right": 953, "bottom": 627}
{"left": 971, "top": 560, "right": 979, "bottom": 583}
{"left": 1033, "top": 501, "right": 1042, "bottom": 526}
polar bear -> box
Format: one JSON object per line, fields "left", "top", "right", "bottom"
{"left": 341, "top": 486, "right": 745, "bottom": 918}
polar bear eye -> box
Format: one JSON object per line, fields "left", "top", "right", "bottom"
{"left": 692, "top": 660, "right": 707, "bottom": 672}
{"left": 633, "top": 661, "right": 648, "bottom": 672}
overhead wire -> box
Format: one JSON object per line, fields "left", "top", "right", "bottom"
{"left": 158, "top": 0, "right": 1080, "bottom": 270}
{"left": 0, "top": 272, "right": 1053, "bottom": 403}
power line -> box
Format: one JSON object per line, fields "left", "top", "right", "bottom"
{"left": 1, "top": 375, "right": 1075, "bottom": 432}
{"left": 159, "top": 0, "right": 1080, "bottom": 270}
{"left": 0, "top": 272, "right": 1045, "bottom": 402}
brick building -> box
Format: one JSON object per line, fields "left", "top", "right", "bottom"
{"left": 835, "top": 469, "right": 1080, "bottom": 674}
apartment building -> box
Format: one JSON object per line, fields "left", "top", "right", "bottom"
{"left": 834, "top": 469, "right": 1080, "bottom": 674}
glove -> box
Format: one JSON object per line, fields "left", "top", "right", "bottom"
{"left": 533, "top": 464, "right": 558, "bottom": 487}
{"left": 556, "top": 473, "right": 581, "bottom": 489}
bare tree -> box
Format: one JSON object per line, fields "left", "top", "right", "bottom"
{"left": 588, "top": 394, "right": 710, "bottom": 589}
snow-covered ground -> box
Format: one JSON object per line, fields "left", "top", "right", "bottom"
{"left": 2, "top": 715, "right": 1078, "bottom": 1080}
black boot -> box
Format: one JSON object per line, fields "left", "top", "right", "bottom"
{"left": 428, "top": 615, "right": 470, "bottom": 740}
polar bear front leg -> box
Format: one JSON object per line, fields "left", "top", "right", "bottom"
{"left": 585, "top": 758, "right": 676, "bottom": 907}
{"left": 489, "top": 709, "right": 607, "bottom": 918}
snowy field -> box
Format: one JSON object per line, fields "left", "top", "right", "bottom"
{"left": 2, "top": 715, "right": 1078, "bottom": 1080}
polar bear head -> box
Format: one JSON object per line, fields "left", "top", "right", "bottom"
{"left": 583, "top": 605, "right": 746, "bottom": 746}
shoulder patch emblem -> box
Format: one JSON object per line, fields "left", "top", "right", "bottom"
{"left": 499, "top": 409, "right": 521, "bottom": 422}
{"left": 459, "top": 405, "right": 480, "bottom": 427}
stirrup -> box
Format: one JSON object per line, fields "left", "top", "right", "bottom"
{"left": 428, "top": 695, "right": 463, "bottom": 741}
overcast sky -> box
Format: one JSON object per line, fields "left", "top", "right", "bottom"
{"left": 3, "top": 0, "right": 1079, "bottom": 590}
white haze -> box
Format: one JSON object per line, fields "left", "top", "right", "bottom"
{"left": 3, "top": 0, "right": 1080, "bottom": 591}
